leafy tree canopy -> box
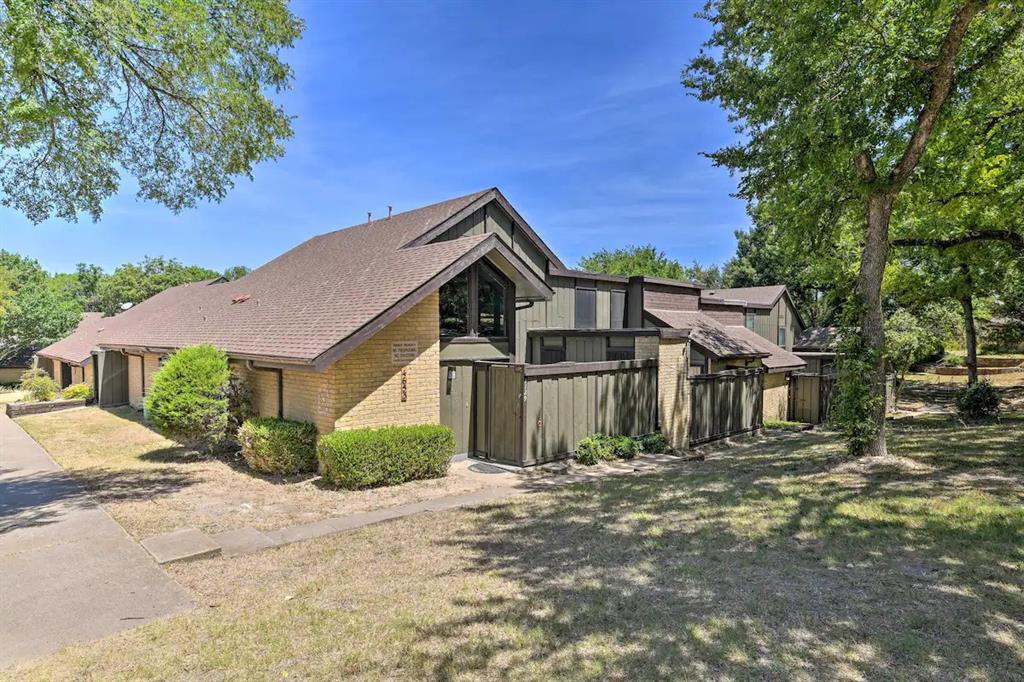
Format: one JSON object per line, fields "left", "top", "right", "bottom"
{"left": 0, "top": 0, "right": 303, "bottom": 222}
{"left": 0, "top": 251, "right": 81, "bottom": 361}
{"left": 223, "top": 265, "right": 251, "bottom": 281}
{"left": 578, "top": 244, "right": 725, "bottom": 287}
{"left": 95, "top": 256, "right": 220, "bottom": 315}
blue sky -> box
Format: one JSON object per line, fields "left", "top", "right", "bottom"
{"left": 2, "top": 0, "right": 746, "bottom": 276}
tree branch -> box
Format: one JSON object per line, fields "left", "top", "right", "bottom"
{"left": 889, "top": 0, "right": 985, "bottom": 192}
{"left": 892, "top": 230, "right": 1024, "bottom": 251}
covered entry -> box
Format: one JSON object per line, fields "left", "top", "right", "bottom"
{"left": 93, "top": 351, "right": 129, "bottom": 407}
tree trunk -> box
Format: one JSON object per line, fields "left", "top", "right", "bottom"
{"left": 856, "top": 193, "right": 893, "bottom": 457}
{"left": 960, "top": 294, "right": 978, "bottom": 385}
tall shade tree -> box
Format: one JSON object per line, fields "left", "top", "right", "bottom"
{"left": 96, "top": 255, "right": 219, "bottom": 314}
{"left": 0, "top": 0, "right": 303, "bottom": 223}
{"left": 578, "top": 244, "right": 724, "bottom": 286}
{"left": 685, "top": 0, "right": 1022, "bottom": 456}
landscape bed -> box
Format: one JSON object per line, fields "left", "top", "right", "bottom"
{"left": 7, "top": 413, "right": 1023, "bottom": 680}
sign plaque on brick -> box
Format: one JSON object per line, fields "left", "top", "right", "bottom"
{"left": 391, "top": 341, "right": 417, "bottom": 366}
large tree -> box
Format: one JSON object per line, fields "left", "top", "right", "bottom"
{"left": 685, "top": 1, "right": 1022, "bottom": 456}
{"left": 96, "top": 256, "right": 219, "bottom": 314}
{"left": 578, "top": 244, "right": 724, "bottom": 286}
{"left": 1, "top": 0, "right": 302, "bottom": 223}
{"left": 0, "top": 251, "right": 81, "bottom": 361}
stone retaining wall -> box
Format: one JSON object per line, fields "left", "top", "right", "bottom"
{"left": 5, "top": 399, "right": 87, "bottom": 418}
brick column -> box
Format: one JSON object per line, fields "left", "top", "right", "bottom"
{"left": 657, "top": 336, "right": 690, "bottom": 451}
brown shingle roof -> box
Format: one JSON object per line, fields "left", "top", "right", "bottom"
{"left": 724, "top": 325, "right": 806, "bottom": 373}
{"left": 97, "top": 190, "right": 548, "bottom": 366}
{"left": 36, "top": 313, "right": 107, "bottom": 365}
{"left": 794, "top": 326, "right": 840, "bottom": 351}
{"left": 644, "top": 308, "right": 768, "bottom": 359}
{"left": 701, "top": 285, "right": 788, "bottom": 308}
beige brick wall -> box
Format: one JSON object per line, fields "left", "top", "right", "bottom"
{"left": 635, "top": 335, "right": 660, "bottom": 361}
{"left": 657, "top": 338, "right": 690, "bottom": 451}
{"left": 128, "top": 353, "right": 162, "bottom": 410}
{"left": 71, "top": 365, "right": 84, "bottom": 385}
{"left": 332, "top": 292, "right": 440, "bottom": 431}
{"left": 762, "top": 372, "right": 789, "bottom": 421}
{"left": 229, "top": 294, "right": 440, "bottom": 434}
{"left": 53, "top": 360, "right": 64, "bottom": 388}
{"left": 84, "top": 363, "right": 94, "bottom": 390}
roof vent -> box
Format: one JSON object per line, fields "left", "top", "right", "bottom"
{"left": 367, "top": 211, "right": 372, "bottom": 223}
{"left": 232, "top": 294, "right": 251, "bottom": 305}
{"left": 388, "top": 205, "right": 393, "bottom": 219}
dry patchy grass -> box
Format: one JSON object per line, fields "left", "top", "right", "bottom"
{"left": 15, "top": 406, "right": 499, "bottom": 539}
{"left": 9, "top": 415, "right": 1023, "bottom": 680}
{"left": 0, "top": 389, "right": 24, "bottom": 404}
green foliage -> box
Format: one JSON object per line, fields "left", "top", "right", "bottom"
{"left": 18, "top": 367, "right": 58, "bottom": 402}
{"left": 578, "top": 244, "right": 724, "bottom": 287}
{"left": 829, "top": 302, "right": 884, "bottom": 456}
{"left": 317, "top": 425, "right": 454, "bottom": 489}
{"left": 145, "top": 345, "right": 231, "bottom": 451}
{"left": 223, "top": 265, "right": 252, "bottom": 281}
{"left": 0, "top": 251, "right": 82, "bottom": 362}
{"left": 0, "top": 0, "right": 303, "bottom": 223}
{"left": 238, "top": 417, "right": 318, "bottom": 475}
{"left": 637, "top": 431, "right": 672, "bottom": 454}
{"left": 61, "top": 382, "right": 92, "bottom": 400}
{"left": 956, "top": 381, "right": 1001, "bottom": 421}
{"left": 96, "top": 256, "right": 220, "bottom": 315}
{"left": 885, "top": 304, "right": 959, "bottom": 396}
{"left": 574, "top": 433, "right": 649, "bottom": 465}
{"left": 225, "top": 371, "right": 256, "bottom": 434}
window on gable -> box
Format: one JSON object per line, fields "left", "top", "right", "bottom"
{"left": 477, "top": 263, "right": 506, "bottom": 337}
{"left": 440, "top": 270, "right": 469, "bottom": 337}
{"left": 777, "top": 327, "right": 786, "bottom": 347}
{"left": 575, "top": 288, "right": 597, "bottom": 329}
{"left": 745, "top": 312, "right": 756, "bottom": 330}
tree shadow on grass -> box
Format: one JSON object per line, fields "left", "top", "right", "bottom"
{"left": 406, "top": 418, "right": 1024, "bottom": 680}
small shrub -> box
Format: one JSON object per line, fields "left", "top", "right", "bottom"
{"left": 238, "top": 417, "right": 318, "bottom": 475}
{"left": 317, "top": 424, "right": 454, "bottom": 489}
{"left": 956, "top": 381, "right": 1001, "bottom": 420}
{"left": 637, "top": 432, "right": 672, "bottom": 454}
{"left": 609, "top": 435, "right": 640, "bottom": 460}
{"left": 146, "top": 345, "right": 231, "bottom": 451}
{"left": 61, "top": 383, "right": 92, "bottom": 400}
{"left": 574, "top": 434, "right": 616, "bottom": 465}
{"left": 19, "top": 368, "right": 59, "bottom": 402}
{"left": 764, "top": 418, "right": 805, "bottom": 431}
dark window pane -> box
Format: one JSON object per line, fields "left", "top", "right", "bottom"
{"left": 610, "top": 290, "right": 626, "bottom": 329}
{"left": 745, "top": 312, "right": 755, "bottom": 329}
{"left": 477, "top": 265, "right": 506, "bottom": 337}
{"left": 777, "top": 328, "right": 786, "bottom": 347}
{"left": 575, "top": 288, "right": 596, "bottom": 329}
{"left": 440, "top": 270, "right": 469, "bottom": 336}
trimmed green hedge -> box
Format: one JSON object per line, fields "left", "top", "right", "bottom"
{"left": 238, "top": 417, "right": 319, "bottom": 475}
{"left": 61, "top": 383, "right": 93, "bottom": 400}
{"left": 146, "top": 345, "right": 230, "bottom": 451}
{"left": 575, "top": 431, "right": 672, "bottom": 465}
{"left": 317, "top": 424, "right": 454, "bottom": 489}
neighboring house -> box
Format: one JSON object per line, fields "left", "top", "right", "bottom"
{"left": 0, "top": 347, "right": 35, "bottom": 385}
{"left": 35, "top": 313, "right": 107, "bottom": 390}
{"left": 66, "top": 188, "right": 807, "bottom": 460}
{"left": 793, "top": 326, "right": 840, "bottom": 373}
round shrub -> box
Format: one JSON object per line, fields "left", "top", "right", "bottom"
{"left": 238, "top": 417, "right": 318, "bottom": 475}
{"left": 955, "top": 380, "right": 1001, "bottom": 420}
{"left": 317, "top": 424, "right": 454, "bottom": 489}
{"left": 609, "top": 435, "right": 641, "bottom": 460}
{"left": 145, "top": 345, "right": 231, "bottom": 451}
{"left": 574, "top": 434, "right": 615, "bottom": 465}
{"left": 61, "top": 382, "right": 92, "bottom": 400}
{"left": 637, "top": 432, "right": 672, "bottom": 454}
{"left": 19, "top": 368, "right": 59, "bottom": 402}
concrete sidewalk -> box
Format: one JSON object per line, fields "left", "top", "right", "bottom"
{"left": 0, "top": 413, "right": 192, "bottom": 669}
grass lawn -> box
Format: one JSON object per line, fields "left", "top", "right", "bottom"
{"left": 8, "top": 414, "right": 1023, "bottom": 680}
{"left": 14, "top": 406, "right": 502, "bottom": 539}
{"left": 903, "top": 371, "right": 1024, "bottom": 387}
{"left": 0, "top": 389, "right": 24, "bottom": 404}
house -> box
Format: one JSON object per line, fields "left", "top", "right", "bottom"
{"left": 76, "top": 188, "right": 806, "bottom": 462}
{"left": 793, "top": 326, "right": 839, "bottom": 373}
{"left": 35, "top": 313, "right": 107, "bottom": 389}
{"left": 0, "top": 347, "right": 35, "bottom": 385}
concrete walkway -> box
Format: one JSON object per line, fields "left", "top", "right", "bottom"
{"left": 0, "top": 413, "right": 192, "bottom": 668}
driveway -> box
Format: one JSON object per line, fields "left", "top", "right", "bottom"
{"left": 0, "top": 412, "right": 192, "bottom": 668}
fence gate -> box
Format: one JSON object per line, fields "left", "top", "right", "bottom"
{"left": 788, "top": 372, "right": 836, "bottom": 424}
{"left": 688, "top": 368, "right": 764, "bottom": 446}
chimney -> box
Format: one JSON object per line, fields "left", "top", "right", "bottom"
{"left": 367, "top": 211, "right": 372, "bottom": 223}
{"left": 388, "top": 205, "right": 393, "bottom": 219}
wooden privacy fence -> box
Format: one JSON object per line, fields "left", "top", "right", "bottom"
{"left": 688, "top": 368, "right": 764, "bottom": 446}
{"left": 471, "top": 359, "right": 658, "bottom": 466}
{"left": 788, "top": 372, "right": 836, "bottom": 425}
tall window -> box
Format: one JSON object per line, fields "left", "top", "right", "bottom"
{"left": 575, "top": 288, "right": 597, "bottom": 328}
{"left": 610, "top": 289, "right": 626, "bottom": 329}
{"left": 777, "top": 327, "right": 786, "bottom": 347}
{"left": 477, "top": 264, "right": 506, "bottom": 337}
{"left": 745, "top": 311, "right": 756, "bottom": 330}
{"left": 440, "top": 270, "right": 469, "bottom": 337}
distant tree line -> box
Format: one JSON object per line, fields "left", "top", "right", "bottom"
{"left": 0, "top": 251, "right": 249, "bottom": 363}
